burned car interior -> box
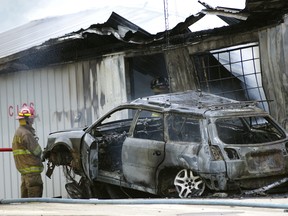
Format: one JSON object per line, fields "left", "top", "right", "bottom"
{"left": 90, "top": 117, "right": 132, "bottom": 172}
{"left": 167, "top": 114, "right": 201, "bottom": 143}
{"left": 133, "top": 111, "right": 164, "bottom": 141}
{"left": 90, "top": 109, "right": 166, "bottom": 172}
{"left": 216, "top": 116, "right": 286, "bottom": 144}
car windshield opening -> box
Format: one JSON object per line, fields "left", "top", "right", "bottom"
{"left": 215, "top": 116, "right": 286, "bottom": 144}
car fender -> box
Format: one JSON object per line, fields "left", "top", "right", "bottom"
{"left": 43, "top": 136, "right": 74, "bottom": 167}
{"left": 51, "top": 136, "right": 73, "bottom": 151}
{"left": 178, "top": 154, "right": 199, "bottom": 170}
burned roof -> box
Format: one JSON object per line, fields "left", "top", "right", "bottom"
{"left": 131, "top": 90, "right": 261, "bottom": 115}
{"left": 245, "top": 0, "right": 288, "bottom": 12}
{"left": 0, "top": 0, "right": 288, "bottom": 73}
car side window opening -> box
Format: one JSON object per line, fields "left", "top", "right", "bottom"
{"left": 133, "top": 110, "right": 164, "bottom": 141}
{"left": 90, "top": 108, "right": 137, "bottom": 172}
{"left": 215, "top": 116, "right": 286, "bottom": 144}
{"left": 167, "top": 113, "right": 201, "bottom": 142}
{"left": 90, "top": 108, "right": 136, "bottom": 136}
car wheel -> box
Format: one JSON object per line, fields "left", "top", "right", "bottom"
{"left": 174, "top": 169, "right": 205, "bottom": 198}
{"left": 90, "top": 181, "right": 110, "bottom": 199}
{"left": 105, "top": 184, "right": 128, "bottom": 199}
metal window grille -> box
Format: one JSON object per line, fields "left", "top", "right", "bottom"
{"left": 193, "top": 43, "right": 269, "bottom": 112}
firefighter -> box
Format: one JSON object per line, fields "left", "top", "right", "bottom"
{"left": 12, "top": 106, "right": 44, "bottom": 198}
{"left": 150, "top": 76, "right": 170, "bottom": 95}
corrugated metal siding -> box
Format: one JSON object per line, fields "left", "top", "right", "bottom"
{"left": 259, "top": 14, "right": 288, "bottom": 127}
{"left": 165, "top": 47, "right": 197, "bottom": 92}
{"left": 0, "top": 54, "right": 127, "bottom": 198}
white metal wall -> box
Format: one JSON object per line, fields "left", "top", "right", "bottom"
{"left": 0, "top": 54, "right": 127, "bottom": 199}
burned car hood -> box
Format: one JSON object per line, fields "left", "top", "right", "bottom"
{"left": 44, "top": 128, "right": 86, "bottom": 155}
{"left": 49, "top": 127, "right": 86, "bottom": 135}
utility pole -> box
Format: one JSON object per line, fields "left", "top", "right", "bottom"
{"left": 163, "top": 0, "right": 169, "bottom": 47}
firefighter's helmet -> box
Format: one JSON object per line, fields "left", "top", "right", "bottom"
{"left": 17, "top": 106, "right": 35, "bottom": 119}
{"left": 151, "top": 77, "right": 169, "bottom": 92}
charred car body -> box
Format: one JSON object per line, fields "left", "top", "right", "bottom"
{"left": 43, "top": 90, "right": 288, "bottom": 198}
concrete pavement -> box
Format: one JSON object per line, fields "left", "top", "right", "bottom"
{"left": 1, "top": 197, "right": 288, "bottom": 216}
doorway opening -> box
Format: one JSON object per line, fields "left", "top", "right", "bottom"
{"left": 126, "top": 53, "right": 168, "bottom": 100}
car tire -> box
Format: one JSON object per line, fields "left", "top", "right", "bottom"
{"left": 105, "top": 184, "right": 128, "bottom": 199}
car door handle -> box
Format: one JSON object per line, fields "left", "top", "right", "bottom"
{"left": 153, "top": 150, "right": 161, "bottom": 156}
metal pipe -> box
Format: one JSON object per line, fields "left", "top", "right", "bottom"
{"left": 1, "top": 198, "right": 288, "bottom": 209}
{"left": 0, "top": 148, "right": 12, "bottom": 152}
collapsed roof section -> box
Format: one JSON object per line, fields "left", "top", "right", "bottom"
{"left": 54, "top": 12, "right": 154, "bottom": 44}
{"left": 55, "top": 1, "right": 245, "bottom": 44}
{"left": 198, "top": 1, "right": 246, "bottom": 25}
{"left": 245, "top": 0, "right": 288, "bottom": 12}
{"left": 51, "top": 0, "right": 288, "bottom": 44}
{"left": 0, "top": 0, "right": 287, "bottom": 73}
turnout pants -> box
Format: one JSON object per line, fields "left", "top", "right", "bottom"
{"left": 21, "top": 173, "right": 43, "bottom": 198}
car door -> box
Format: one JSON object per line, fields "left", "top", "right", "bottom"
{"left": 122, "top": 110, "right": 165, "bottom": 189}
{"left": 85, "top": 107, "right": 138, "bottom": 179}
{"left": 81, "top": 132, "right": 98, "bottom": 181}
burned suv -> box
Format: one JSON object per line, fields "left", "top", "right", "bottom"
{"left": 43, "top": 90, "right": 288, "bottom": 198}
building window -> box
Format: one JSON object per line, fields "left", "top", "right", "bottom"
{"left": 193, "top": 43, "right": 269, "bottom": 112}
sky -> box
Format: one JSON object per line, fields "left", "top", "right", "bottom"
{"left": 0, "top": 0, "right": 246, "bottom": 34}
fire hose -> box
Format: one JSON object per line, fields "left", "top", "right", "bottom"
{"left": 0, "top": 148, "right": 12, "bottom": 152}
{"left": 1, "top": 198, "right": 288, "bottom": 210}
